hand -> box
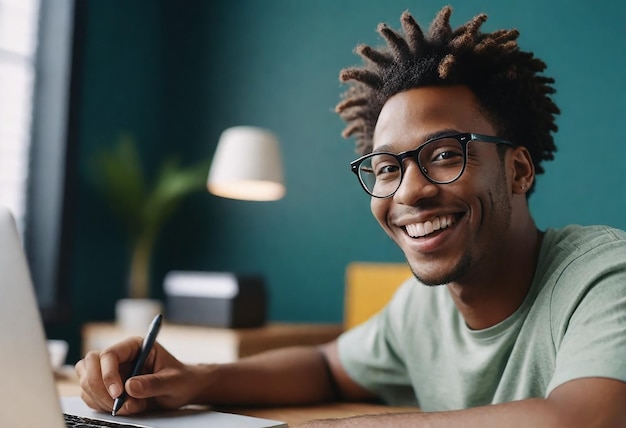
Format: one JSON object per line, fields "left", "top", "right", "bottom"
{"left": 75, "top": 337, "right": 208, "bottom": 415}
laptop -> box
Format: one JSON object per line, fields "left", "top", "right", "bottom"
{"left": 0, "top": 206, "right": 286, "bottom": 427}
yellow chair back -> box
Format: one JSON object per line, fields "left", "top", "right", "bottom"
{"left": 344, "top": 262, "right": 412, "bottom": 329}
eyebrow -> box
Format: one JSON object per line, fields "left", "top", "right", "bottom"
{"left": 372, "top": 128, "right": 461, "bottom": 154}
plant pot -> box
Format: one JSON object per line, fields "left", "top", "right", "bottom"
{"left": 115, "top": 298, "right": 163, "bottom": 333}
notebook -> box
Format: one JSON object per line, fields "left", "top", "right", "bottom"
{"left": 0, "top": 206, "right": 286, "bottom": 428}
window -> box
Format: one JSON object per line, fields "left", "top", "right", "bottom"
{"left": 0, "top": 0, "right": 75, "bottom": 318}
{"left": 0, "top": 0, "right": 40, "bottom": 234}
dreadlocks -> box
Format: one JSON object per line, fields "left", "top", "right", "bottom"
{"left": 336, "top": 6, "right": 559, "bottom": 183}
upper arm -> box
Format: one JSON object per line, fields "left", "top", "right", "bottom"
{"left": 548, "top": 236, "right": 626, "bottom": 394}
{"left": 321, "top": 280, "right": 421, "bottom": 406}
{"left": 320, "top": 340, "right": 377, "bottom": 401}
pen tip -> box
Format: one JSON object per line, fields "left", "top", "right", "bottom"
{"left": 111, "top": 410, "right": 116, "bottom": 416}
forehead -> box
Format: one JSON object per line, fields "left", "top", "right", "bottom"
{"left": 372, "top": 86, "right": 495, "bottom": 151}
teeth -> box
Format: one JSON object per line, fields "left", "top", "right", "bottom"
{"left": 405, "top": 215, "right": 455, "bottom": 238}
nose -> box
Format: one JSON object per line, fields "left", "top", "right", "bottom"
{"left": 392, "top": 161, "right": 438, "bottom": 205}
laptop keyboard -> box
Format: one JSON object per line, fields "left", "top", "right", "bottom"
{"left": 64, "top": 413, "right": 146, "bottom": 428}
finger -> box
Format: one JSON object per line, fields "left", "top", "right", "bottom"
{"left": 99, "top": 350, "right": 124, "bottom": 399}
{"left": 79, "top": 351, "right": 114, "bottom": 412}
{"left": 110, "top": 377, "right": 151, "bottom": 416}
{"left": 74, "top": 358, "right": 84, "bottom": 378}
{"left": 100, "top": 337, "right": 142, "bottom": 399}
{"left": 101, "top": 336, "right": 143, "bottom": 367}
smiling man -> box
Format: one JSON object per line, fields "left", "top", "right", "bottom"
{"left": 76, "top": 6, "right": 626, "bottom": 427}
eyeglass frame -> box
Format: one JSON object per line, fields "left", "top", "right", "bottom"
{"left": 350, "top": 132, "right": 515, "bottom": 198}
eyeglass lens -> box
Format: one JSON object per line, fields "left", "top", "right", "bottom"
{"left": 358, "top": 137, "right": 465, "bottom": 197}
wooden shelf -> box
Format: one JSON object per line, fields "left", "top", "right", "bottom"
{"left": 82, "top": 322, "right": 343, "bottom": 364}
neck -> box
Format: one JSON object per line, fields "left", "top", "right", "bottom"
{"left": 447, "top": 215, "right": 543, "bottom": 330}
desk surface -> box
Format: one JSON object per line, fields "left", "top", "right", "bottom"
{"left": 217, "top": 402, "right": 418, "bottom": 425}
{"left": 56, "top": 369, "right": 419, "bottom": 425}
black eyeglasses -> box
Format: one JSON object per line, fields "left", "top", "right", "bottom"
{"left": 350, "top": 133, "right": 514, "bottom": 198}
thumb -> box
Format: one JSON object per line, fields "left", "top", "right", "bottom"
{"left": 125, "top": 376, "right": 150, "bottom": 398}
{"left": 126, "top": 371, "right": 175, "bottom": 398}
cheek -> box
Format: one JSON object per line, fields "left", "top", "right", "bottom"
{"left": 370, "top": 198, "right": 388, "bottom": 227}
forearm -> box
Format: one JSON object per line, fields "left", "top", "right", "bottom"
{"left": 298, "top": 398, "right": 571, "bottom": 428}
{"left": 191, "top": 346, "right": 337, "bottom": 406}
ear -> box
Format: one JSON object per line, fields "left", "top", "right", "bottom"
{"left": 510, "top": 146, "right": 534, "bottom": 195}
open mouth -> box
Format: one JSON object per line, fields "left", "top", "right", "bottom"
{"left": 404, "top": 214, "right": 458, "bottom": 238}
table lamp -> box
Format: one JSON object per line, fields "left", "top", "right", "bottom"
{"left": 164, "top": 126, "right": 285, "bottom": 328}
{"left": 207, "top": 126, "right": 285, "bottom": 201}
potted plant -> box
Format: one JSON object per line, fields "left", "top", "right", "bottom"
{"left": 92, "top": 134, "right": 210, "bottom": 330}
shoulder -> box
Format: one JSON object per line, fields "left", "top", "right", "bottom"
{"left": 537, "top": 225, "right": 626, "bottom": 330}
{"left": 544, "top": 224, "right": 626, "bottom": 251}
{"left": 540, "top": 224, "right": 626, "bottom": 283}
{"left": 540, "top": 225, "right": 626, "bottom": 275}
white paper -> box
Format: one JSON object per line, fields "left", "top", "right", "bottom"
{"left": 60, "top": 396, "right": 287, "bottom": 428}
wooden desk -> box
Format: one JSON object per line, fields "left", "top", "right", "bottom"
{"left": 56, "top": 368, "right": 419, "bottom": 426}
{"left": 217, "top": 403, "right": 419, "bottom": 426}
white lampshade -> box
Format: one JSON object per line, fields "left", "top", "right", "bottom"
{"left": 207, "top": 126, "right": 286, "bottom": 201}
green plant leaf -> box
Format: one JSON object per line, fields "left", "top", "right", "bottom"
{"left": 141, "top": 156, "right": 212, "bottom": 242}
{"left": 90, "top": 134, "right": 211, "bottom": 298}
{"left": 91, "top": 134, "right": 148, "bottom": 238}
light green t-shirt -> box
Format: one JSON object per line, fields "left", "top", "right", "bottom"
{"left": 338, "top": 225, "right": 626, "bottom": 412}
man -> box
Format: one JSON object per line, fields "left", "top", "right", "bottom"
{"left": 76, "top": 7, "right": 626, "bottom": 427}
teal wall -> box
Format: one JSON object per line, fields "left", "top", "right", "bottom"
{"left": 53, "top": 0, "right": 626, "bottom": 361}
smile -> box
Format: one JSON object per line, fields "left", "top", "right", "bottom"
{"left": 404, "top": 215, "right": 456, "bottom": 238}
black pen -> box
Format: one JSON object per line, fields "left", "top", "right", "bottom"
{"left": 112, "top": 313, "right": 163, "bottom": 416}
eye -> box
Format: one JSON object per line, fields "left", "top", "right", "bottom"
{"left": 376, "top": 163, "right": 400, "bottom": 176}
{"left": 370, "top": 155, "right": 401, "bottom": 179}
{"left": 432, "top": 149, "right": 463, "bottom": 162}
{"left": 420, "top": 138, "right": 464, "bottom": 166}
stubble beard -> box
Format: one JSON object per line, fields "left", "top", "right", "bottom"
{"left": 407, "top": 164, "right": 512, "bottom": 287}
{"left": 408, "top": 250, "right": 474, "bottom": 287}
